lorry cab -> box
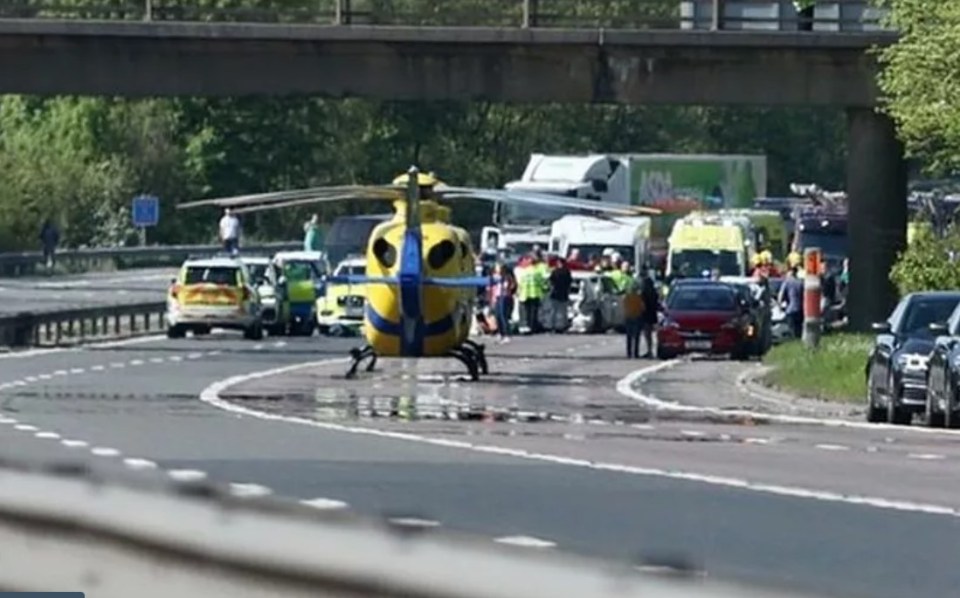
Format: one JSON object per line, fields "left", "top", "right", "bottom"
{"left": 666, "top": 212, "right": 756, "bottom": 279}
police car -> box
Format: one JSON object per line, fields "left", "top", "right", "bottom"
{"left": 165, "top": 256, "right": 263, "bottom": 340}
{"left": 240, "top": 256, "right": 289, "bottom": 336}
{"left": 316, "top": 256, "right": 366, "bottom": 335}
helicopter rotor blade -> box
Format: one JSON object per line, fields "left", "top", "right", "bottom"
{"left": 436, "top": 187, "right": 662, "bottom": 216}
{"left": 227, "top": 193, "right": 387, "bottom": 214}
{"left": 177, "top": 185, "right": 403, "bottom": 210}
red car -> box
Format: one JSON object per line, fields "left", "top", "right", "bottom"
{"left": 656, "top": 281, "right": 753, "bottom": 360}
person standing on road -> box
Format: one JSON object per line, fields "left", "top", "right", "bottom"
{"left": 39, "top": 218, "right": 60, "bottom": 270}
{"left": 778, "top": 266, "right": 804, "bottom": 339}
{"left": 623, "top": 279, "right": 645, "bottom": 359}
{"left": 219, "top": 208, "right": 241, "bottom": 256}
{"left": 303, "top": 214, "right": 322, "bottom": 252}
{"left": 547, "top": 257, "right": 572, "bottom": 333}
{"left": 639, "top": 275, "right": 660, "bottom": 358}
{"left": 489, "top": 262, "right": 517, "bottom": 343}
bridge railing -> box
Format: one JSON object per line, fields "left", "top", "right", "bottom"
{"left": 0, "top": 0, "right": 891, "bottom": 31}
{"left": 0, "top": 241, "right": 301, "bottom": 277}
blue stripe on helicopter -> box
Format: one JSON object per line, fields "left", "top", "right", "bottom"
{"left": 398, "top": 228, "right": 425, "bottom": 357}
{"left": 364, "top": 304, "right": 455, "bottom": 342}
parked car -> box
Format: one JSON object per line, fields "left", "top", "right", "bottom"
{"left": 865, "top": 291, "right": 960, "bottom": 424}
{"left": 922, "top": 302, "right": 960, "bottom": 428}
{"left": 656, "top": 280, "right": 754, "bottom": 360}
{"left": 718, "top": 276, "right": 772, "bottom": 357}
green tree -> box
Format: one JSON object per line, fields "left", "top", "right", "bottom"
{"left": 890, "top": 225, "right": 960, "bottom": 294}
{"left": 877, "top": 0, "right": 960, "bottom": 174}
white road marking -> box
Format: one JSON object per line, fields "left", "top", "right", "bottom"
{"left": 129, "top": 359, "right": 144, "bottom": 366}
{"left": 187, "top": 353, "right": 202, "bottom": 360}
{"left": 272, "top": 341, "right": 287, "bottom": 348}
{"left": 149, "top": 357, "right": 165, "bottom": 364}
{"left": 744, "top": 437, "right": 771, "bottom": 445}
{"left": 91, "top": 447, "right": 121, "bottom": 457}
{"left": 169, "top": 356, "right": 183, "bottom": 362}
{"left": 207, "top": 350, "right": 222, "bottom": 357}
{"left": 60, "top": 439, "right": 88, "bottom": 448}
{"left": 69, "top": 368, "right": 85, "bottom": 374}
{"left": 616, "top": 359, "right": 960, "bottom": 439}
{"left": 24, "top": 376, "right": 37, "bottom": 382}
{"left": 681, "top": 430, "right": 706, "bottom": 437}
{"left": 34, "top": 431, "right": 60, "bottom": 439}
{"left": 494, "top": 535, "right": 556, "bottom": 548}
{"left": 37, "top": 373, "right": 52, "bottom": 380}
{"left": 13, "top": 424, "right": 38, "bottom": 432}
{"left": 0, "top": 417, "right": 16, "bottom": 424}
{"left": 388, "top": 517, "right": 441, "bottom": 528}
{"left": 909, "top": 453, "right": 946, "bottom": 461}
{"left": 301, "top": 498, "right": 349, "bottom": 510}
{"left": 53, "top": 370, "right": 68, "bottom": 376}
{"left": 253, "top": 344, "right": 264, "bottom": 351}
{"left": 110, "top": 362, "right": 125, "bottom": 368}
{"left": 229, "top": 483, "right": 273, "bottom": 498}
{"left": 195, "top": 358, "right": 960, "bottom": 520}
{"left": 168, "top": 469, "right": 207, "bottom": 482}
{"left": 90, "top": 365, "right": 105, "bottom": 372}
{"left": 86, "top": 335, "right": 166, "bottom": 349}
{"left": 815, "top": 444, "right": 850, "bottom": 452}
{"left": 123, "top": 458, "right": 158, "bottom": 470}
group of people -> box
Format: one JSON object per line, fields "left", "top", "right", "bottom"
{"left": 216, "top": 208, "right": 324, "bottom": 255}
{"left": 480, "top": 246, "right": 661, "bottom": 358}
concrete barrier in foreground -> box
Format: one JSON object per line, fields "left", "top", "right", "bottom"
{"left": 0, "top": 458, "right": 826, "bottom": 598}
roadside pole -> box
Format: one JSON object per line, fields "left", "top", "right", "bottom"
{"left": 802, "top": 247, "right": 822, "bottom": 349}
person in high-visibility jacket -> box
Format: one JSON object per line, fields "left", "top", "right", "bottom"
{"left": 517, "top": 252, "right": 548, "bottom": 334}
{"left": 607, "top": 261, "right": 633, "bottom": 293}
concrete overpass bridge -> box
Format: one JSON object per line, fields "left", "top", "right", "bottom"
{"left": 0, "top": 0, "right": 903, "bottom": 329}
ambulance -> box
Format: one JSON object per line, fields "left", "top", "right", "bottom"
{"left": 666, "top": 212, "right": 757, "bottom": 280}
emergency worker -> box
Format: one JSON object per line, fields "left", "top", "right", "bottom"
{"left": 607, "top": 261, "right": 633, "bottom": 293}
{"left": 623, "top": 279, "right": 645, "bottom": 359}
{"left": 517, "top": 252, "right": 547, "bottom": 334}
{"left": 548, "top": 258, "right": 572, "bottom": 332}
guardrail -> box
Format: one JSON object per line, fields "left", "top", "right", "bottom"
{"left": 0, "top": 301, "right": 167, "bottom": 348}
{"left": 0, "top": 0, "right": 890, "bottom": 31}
{"left": 0, "top": 241, "right": 301, "bottom": 277}
{"left": 0, "top": 455, "right": 822, "bottom": 598}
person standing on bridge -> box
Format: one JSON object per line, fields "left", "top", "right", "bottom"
{"left": 794, "top": 0, "right": 815, "bottom": 31}
{"left": 39, "top": 218, "right": 60, "bottom": 270}
{"left": 303, "top": 214, "right": 322, "bottom": 252}
{"left": 219, "top": 208, "right": 241, "bottom": 256}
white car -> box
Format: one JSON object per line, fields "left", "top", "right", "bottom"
{"left": 240, "top": 256, "right": 286, "bottom": 335}
{"left": 568, "top": 272, "right": 625, "bottom": 334}
{"left": 316, "top": 256, "right": 367, "bottom": 335}
{"left": 165, "top": 256, "right": 262, "bottom": 339}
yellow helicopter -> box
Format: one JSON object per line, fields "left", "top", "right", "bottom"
{"left": 177, "top": 167, "right": 660, "bottom": 380}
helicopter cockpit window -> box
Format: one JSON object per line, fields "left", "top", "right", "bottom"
{"left": 428, "top": 240, "right": 456, "bottom": 270}
{"left": 372, "top": 238, "right": 397, "bottom": 269}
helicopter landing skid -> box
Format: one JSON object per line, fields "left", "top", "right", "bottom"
{"left": 346, "top": 345, "right": 378, "bottom": 379}
{"left": 448, "top": 341, "right": 488, "bottom": 381}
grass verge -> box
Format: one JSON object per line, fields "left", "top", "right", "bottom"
{"left": 761, "top": 333, "right": 872, "bottom": 403}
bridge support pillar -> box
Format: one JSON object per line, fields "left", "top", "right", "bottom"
{"left": 845, "top": 108, "right": 907, "bottom": 332}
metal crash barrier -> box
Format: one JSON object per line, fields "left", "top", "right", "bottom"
{"left": 0, "top": 457, "right": 825, "bottom": 598}
{"left": 0, "top": 301, "right": 166, "bottom": 348}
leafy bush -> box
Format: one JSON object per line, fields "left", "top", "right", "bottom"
{"left": 890, "top": 224, "right": 960, "bottom": 295}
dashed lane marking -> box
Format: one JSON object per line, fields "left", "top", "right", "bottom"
{"left": 123, "top": 458, "right": 158, "bottom": 470}
{"left": 34, "top": 431, "right": 60, "bottom": 440}
{"left": 90, "top": 447, "right": 121, "bottom": 457}
{"left": 229, "top": 483, "right": 273, "bottom": 498}
{"left": 301, "top": 498, "right": 349, "bottom": 510}
{"left": 815, "top": 444, "right": 850, "bottom": 452}
{"left": 199, "top": 358, "right": 960, "bottom": 521}
{"left": 13, "top": 424, "right": 38, "bottom": 432}
{"left": 909, "top": 453, "right": 946, "bottom": 461}
{"left": 388, "top": 518, "right": 441, "bottom": 528}
{"left": 60, "top": 439, "right": 88, "bottom": 448}
{"left": 168, "top": 469, "right": 207, "bottom": 482}
{"left": 494, "top": 535, "right": 556, "bottom": 548}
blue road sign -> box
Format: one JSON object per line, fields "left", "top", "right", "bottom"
{"left": 132, "top": 194, "right": 159, "bottom": 227}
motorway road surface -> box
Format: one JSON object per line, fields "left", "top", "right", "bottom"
{"left": 0, "top": 268, "right": 175, "bottom": 314}
{"left": 1, "top": 333, "right": 960, "bottom": 597}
